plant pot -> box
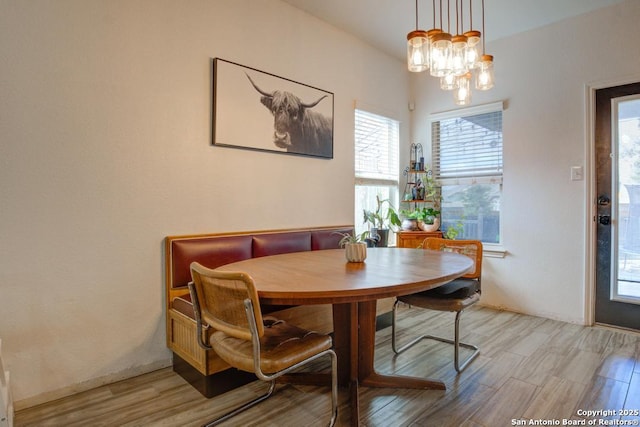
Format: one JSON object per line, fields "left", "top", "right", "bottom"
{"left": 371, "top": 228, "right": 389, "bottom": 247}
{"left": 401, "top": 218, "right": 418, "bottom": 231}
{"left": 418, "top": 217, "right": 440, "bottom": 232}
{"left": 345, "top": 242, "right": 367, "bottom": 262}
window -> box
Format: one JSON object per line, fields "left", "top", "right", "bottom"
{"left": 354, "top": 108, "right": 400, "bottom": 237}
{"left": 431, "top": 101, "right": 503, "bottom": 244}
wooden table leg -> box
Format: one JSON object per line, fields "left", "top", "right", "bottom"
{"left": 331, "top": 303, "right": 352, "bottom": 386}
{"left": 349, "top": 302, "right": 359, "bottom": 427}
{"left": 332, "top": 300, "right": 445, "bottom": 427}
{"left": 332, "top": 303, "right": 360, "bottom": 426}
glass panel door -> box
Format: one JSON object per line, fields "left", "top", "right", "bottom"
{"left": 615, "top": 95, "right": 640, "bottom": 303}
{"left": 595, "top": 82, "right": 640, "bottom": 330}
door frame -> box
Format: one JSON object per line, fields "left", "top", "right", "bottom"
{"left": 585, "top": 74, "right": 640, "bottom": 326}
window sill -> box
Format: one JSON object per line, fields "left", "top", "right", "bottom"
{"left": 483, "top": 244, "right": 507, "bottom": 258}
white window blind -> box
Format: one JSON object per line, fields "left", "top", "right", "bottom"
{"left": 355, "top": 109, "right": 399, "bottom": 183}
{"left": 431, "top": 102, "right": 503, "bottom": 184}
{"left": 354, "top": 108, "right": 399, "bottom": 238}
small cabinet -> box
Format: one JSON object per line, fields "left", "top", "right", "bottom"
{"left": 396, "top": 231, "right": 443, "bottom": 249}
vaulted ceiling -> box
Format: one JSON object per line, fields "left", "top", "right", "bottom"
{"left": 282, "top": 0, "right": 625, "bottom": 61}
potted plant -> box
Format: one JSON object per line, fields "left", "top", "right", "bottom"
{"left": 400, "top": 206, "right": 441, "bottom": 232}
{"left": 363, "top": 195, "right": 401, "bottom": 247}
{"left": 336, "top": 230, "right": 370, "bottom": 262}
{"left": 399, "top": 208, "right": 423, "bottom": 231}
{"left": 418, "top": 207, "right": 441, "bottom": 232}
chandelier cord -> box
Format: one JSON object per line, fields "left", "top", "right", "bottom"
{"left": 482, "top": 0, "right": 486, "bottom": 54}
{"left": 432, "top": 0, "right": 436, "bottom": 28}
{"left": 415, "top": 0, "right": 419, "bottom": 30}
{"left": 456, "top": 0, "right": 460, "bottom": 35}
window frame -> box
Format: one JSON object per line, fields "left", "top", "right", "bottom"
{"left": 430, "top": 101, "right": 506, "bottom": 256}
{"left": 354, "top": 107, "right": 400, "bottom": 239}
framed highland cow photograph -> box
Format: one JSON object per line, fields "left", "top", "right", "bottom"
{"left": 212, "top": 58, "right": 334, "bottom": 159}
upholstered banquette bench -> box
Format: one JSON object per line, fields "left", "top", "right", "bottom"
{"left": 166, "top": 225, "right": 392, "bottom": 397}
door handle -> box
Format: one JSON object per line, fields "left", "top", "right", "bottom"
{"left": 599, "top": 215, "right": 611, "bottom": 225}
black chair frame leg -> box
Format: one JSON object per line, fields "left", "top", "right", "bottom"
{"left": 391, "top": 300, "right": 480, "bottom": 373}
{"left": 204, "top": 380, "right": 276, "bottom": 427}
{"left": 203, "top": 348, "right": 338, "bottom": 427}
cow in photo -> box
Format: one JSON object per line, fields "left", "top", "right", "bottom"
{"left": 246, "top": 73, "right": 332, "bottom": 157}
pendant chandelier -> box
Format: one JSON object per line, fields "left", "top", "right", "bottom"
{"left": 407, "top": 0, "right": 494, "bottom": 105}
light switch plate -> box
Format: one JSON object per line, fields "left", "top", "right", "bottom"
{"left": 571, "top": 166, "right": 584, "bottom": 181}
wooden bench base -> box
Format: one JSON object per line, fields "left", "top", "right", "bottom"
{"left": 173, "top": 305, "right": 394, "bottom": 398}
{"left": 172, "top": 354, "right": 257, "bottom": 398}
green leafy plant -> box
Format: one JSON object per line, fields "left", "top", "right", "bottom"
{"left": 422, "top": 207, "right": 441, "bottom": 224}
{"left": 335, "top": 230, "right": 370, "bottom": 247}
{"left": 444, "top": 220, "right": 464, "bottom": 240}
{"left": 400, "top": 209, "right": 423, "bottom": 220}
{"left": 421, "top": 167, "right": 441, "bottom": 209}
{"left": 423, "top": 207, "right": 440, "bottom": 216}
{"left": 400, "top": 206, "right": 441, "bottom": 224}
{"left": 363, "top": 195, "right": 401, "bottom": 230}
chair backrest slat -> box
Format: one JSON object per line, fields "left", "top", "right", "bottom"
{"left": 189, "top": 262, "right": 264, "bottom": 341}
{"left": 420, "top": 238, "right": 483, "bottom": 280}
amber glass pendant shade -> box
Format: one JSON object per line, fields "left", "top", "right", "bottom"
{"left": 463, "top": 30, "right": 481, "bottom": 69}
{"left": 429, "top": 32, "right": 452, "bottom": 77}
{"left": 454, "top": 73, "right": 472, "bottom": 105}
{"left": 440, "top": 73, "right": 457, "bottom": 90}
{"left": 475, "top": 54, "right": 494, "bottom": 90}
{"left": 451, "top": 34, "right": 469, "bottom": 76}
{"left": 407, "top": 30, "right": 429, "bottom": 72}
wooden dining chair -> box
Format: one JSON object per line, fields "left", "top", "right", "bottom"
{"left": 391, "top": 238, "right": 483, "bottom": 373}
{"left": 188, "top": 262, "right": 338, "bottom": 427}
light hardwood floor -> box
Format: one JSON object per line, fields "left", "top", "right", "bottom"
{"left": 14, "top": 306, "right": 640, "bottom": 426}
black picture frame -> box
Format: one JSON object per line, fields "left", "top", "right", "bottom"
{"left": 212, "top": 58, "right": 334, "bottom": 159}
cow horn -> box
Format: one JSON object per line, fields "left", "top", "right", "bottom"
{"left": 300, "top": 95, "right": 328, "bottom": 109}
{"left": 245, "top": 73, "right": 273, "bottom": 98}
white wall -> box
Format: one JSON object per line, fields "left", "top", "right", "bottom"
{"left": 0, "top": 0, "right": 410, "bottom": 405}
{"left": 411, "top": 0, "right": 640, "bottom": 324}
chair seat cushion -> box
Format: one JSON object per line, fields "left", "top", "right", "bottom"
{"left": 211, "top": 317, "right": 332, "bottom": 374}
{"left": 398, "top": 278, "right": 480, "bottom": 311}
{"left": 426, "top": 278, "right": 480, "bottom": 299}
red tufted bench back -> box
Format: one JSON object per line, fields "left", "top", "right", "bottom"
{"left": 167, "top": 226, "right": 353, "bottom": 291}
{"left": 165, "top": 225, "right": 354, "bottom": 318}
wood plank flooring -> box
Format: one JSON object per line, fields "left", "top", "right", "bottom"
{"left": 14, "top": 306, "right": 640, "bottom": 426}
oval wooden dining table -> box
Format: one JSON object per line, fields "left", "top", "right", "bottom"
{"left": 217, "top": 247, "right": 473, "bottom": 426}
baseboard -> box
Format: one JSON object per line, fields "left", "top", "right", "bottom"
{"left": 13, "top": 359, "right": 172, "bottom": 411}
